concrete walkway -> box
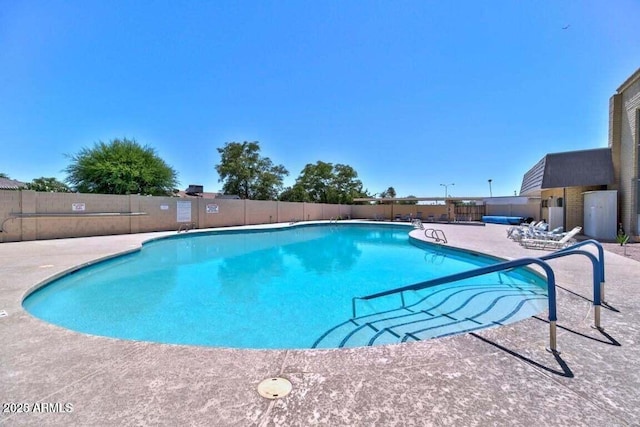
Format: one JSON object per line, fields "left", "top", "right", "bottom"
{"left": 1, "top": 222, "right": 639, "bottom": 426}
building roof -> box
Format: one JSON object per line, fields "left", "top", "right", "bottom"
{"left": 175, "top": 190, "right": 241, "bottom": 199}
{"left": 520, "top": 148, "right": 615, "bottom": 196}
{"left": 0, "top": 177, "right": 26, "bottom": 190}
{"left": 616, "top": 67, "right": 640, "bottom": 93}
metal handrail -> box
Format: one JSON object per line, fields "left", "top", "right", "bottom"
{"left": 352, "top": 257, "right": 559, "bottom": 352}
{"left": 538, "top": 249, "right": 603, "bottom": 329}
{"left": 556, "top": 240, "right": 605, "bottom": 302}
{"left": 177, "top": 223, "right": 195, "bottom": 233}
{"left": 424, "top": 228, "right": 447, "bottom": 244}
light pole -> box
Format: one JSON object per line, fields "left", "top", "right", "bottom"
{"left": 440, "top": 183, "right": 454, "bottom": 201}
{"left": 488, "top": 179, "right": 493, "bottom": 197}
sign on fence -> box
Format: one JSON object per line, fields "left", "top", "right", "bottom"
{"left": 176, "top": 201, "right": 191, "bottom": 222}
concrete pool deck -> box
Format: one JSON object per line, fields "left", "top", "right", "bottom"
{"left": 1, "top": 222, "right": 639, "bottom": 426}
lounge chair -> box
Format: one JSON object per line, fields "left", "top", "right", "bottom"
{"left": 520, "top": 226, "right": 582, "bottom": 250}
{"left": 507, "top": 221, "right": 550, "bottom": 241}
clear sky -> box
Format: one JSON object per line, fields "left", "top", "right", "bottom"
{"left": 1, "top": 1, "right": 639, "bottom": 198}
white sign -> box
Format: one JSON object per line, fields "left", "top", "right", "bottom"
{"left": 206, "top": 204, "right": 219, "bottom": 214}
{"left": 72, "top": 203, "right": 86, "bottom": 212}
{"left": 176, "top": 201, "right": 192, "bottom": 222}
{"left": 160, "top": 204, "right": 169, "bottom": 211}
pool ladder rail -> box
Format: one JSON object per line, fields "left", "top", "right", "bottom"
{"left": 343, "top": 240, "right": 606, "bottom": 354}
{"left": 177, "top": 223, "right": 196, "bottom": 233}
{"left": 423, "top": 228, "right": 447, "bottom": 244}
{"left": 410, "top": 218, "right": 447, "bottom": 244}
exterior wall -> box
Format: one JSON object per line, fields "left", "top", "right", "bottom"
{"left": 0, "top": 191, "right": 353, "bottom": 242}
{"left": 566, "top": 187, "right": 596, "bottom": 232}
{"left": 609, "top": 94, "right": 623, "bottom": 191}
{"left": 244, "top": 200, "right": 278, "bottom": 225}
{"left": 484, "top": 203, "right": 539, "bottom": 220}
{"left": 540, "top": 186, "right": 602, "bottom": 233}
{"left": 350, "top": 204, "right": 448, "bottom": 221}
{"left": 35, "top": 192, "right": 132, "bottom": 239}
{"left": 277, "top": 202, "right": 305, "bottom": 223}
{"left": 610, "top": 70, "right": 640, "bottom": 237}
{"left": 137, "top": 195, "right": 197, "bottom": 232}
{"left": 0, "top": 190, "right": 23, "bottom": 241}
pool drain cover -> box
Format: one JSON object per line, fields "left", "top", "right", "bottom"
{"left": 257, "top": 377, "right": 292, "bottom": 399}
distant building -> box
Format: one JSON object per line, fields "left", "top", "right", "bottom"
{"left": 519, "top": 67, "right": 640, "bottom": 238}
{"left": 0, "top": 177, "right": 26, "bottom": 190}
{"left": 176, "top": 185, "right": 240, "bottom": 200}
{"left": 609, "top": 67, "right": 640, "bottom": 236}
{"left": 519, "top": 148, "right": 615, "bottom": 232}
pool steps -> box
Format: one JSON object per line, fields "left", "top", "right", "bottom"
{"left": 314, "top": 240, "right": 605, "bottom": 351}
{"left": 313, "top": 281, "right": 546, "bottom": 348}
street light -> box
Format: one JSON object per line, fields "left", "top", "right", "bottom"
{"left": 488, "top": 179, "right": 493, "bottom": 197}
{"left": 440, "top": 183, "right": 454, "bottom": 200}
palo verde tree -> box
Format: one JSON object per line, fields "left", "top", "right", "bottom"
{"left": 64, "top": 138, "right": 178, "bottom": 195}
{"left": 280, "top": 161, "right": 369, "bottom": 204}
{"left": 215, "top": 141, "right": 288, "bottom": 200}
{"left": 378, "top": 186, "right": 397, "bottom": 203}
{"left": 27, "top": 177, "right": 71, "bottom": 192}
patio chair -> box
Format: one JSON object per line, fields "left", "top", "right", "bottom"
{"left": 520, "top": 226, "right": 582, "bottom": 250}
{"left": 507, "top": 221, "right": 549, "bottom": 241}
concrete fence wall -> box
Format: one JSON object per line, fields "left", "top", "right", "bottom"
{"left": 485, "top": 203, "right": 539, "bottom": 220}
{"left": 0, "top": 190, "right": 350, "bottom": 242}
{"left": 351, "top": 204, "right": 449, "bottom": 220}
{"left": 1, "top": 190, "right": 545, "bottom": 242}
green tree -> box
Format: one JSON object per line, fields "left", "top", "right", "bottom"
{"left": 27, "top": 177, "right": 71, "bottom": 192}
{"left": 0, "top": 173, "right": 9, "bottom": 179}
{"left": 398, "top": 194, "right": 418, "bottom": 205}
{"left": 332, "top": 164, "right": 369, "bottom": 204}
{"left": 282, "top": 161, "right": 368, "bottom": 204}
{"left": 64, "top": 138, "right": 178, "bottom": 195}
{"left": 378, "top": 186, "right": 396, "bottom": 203}
{"left": 215, "top": 141, "right": 288, "bottom": 200}
{"left": 278, "top": 184, "right": 309, "bottom": 203}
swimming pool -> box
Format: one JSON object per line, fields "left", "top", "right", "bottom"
{"left": 23, "top": 223, "right": 548, "bottom": 349}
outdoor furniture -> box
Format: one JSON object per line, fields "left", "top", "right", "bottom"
{"left": 520, "top": 226, "right": 582, "bottom": 250}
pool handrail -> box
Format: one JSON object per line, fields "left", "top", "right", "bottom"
{"left": 423, "top": 228, "right": 447, "bottom": 244}
{"left": 556, "top": 240, "right": 605, "bottom": 302}
{"left": 538, "top": 248, "right": 603, "bottom": 329}
{"left": 352, "top": 257, "right": 560, "bottom": 353}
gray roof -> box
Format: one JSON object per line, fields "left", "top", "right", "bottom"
{"left": 520, "top": 148, "right": 615, "bottom": 196}
{"left": 0, "top": 177, "right": 27, "bottom": 190}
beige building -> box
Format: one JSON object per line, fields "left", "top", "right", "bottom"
{"left": 519, "top": 148, "right": 615, "bottom": 234}
{"left": 609, "top": 67, "right": 640, "bottom": 237}
{"left": 520, "top": 67, "right": 640, "bottom": 239}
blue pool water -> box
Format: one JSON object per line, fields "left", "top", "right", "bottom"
{"left": 23, "top": 224, "right": 548, "bottom": 349}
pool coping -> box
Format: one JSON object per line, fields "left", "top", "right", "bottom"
{"left": 1, "top": 221, "right": 640, "bottom": 426}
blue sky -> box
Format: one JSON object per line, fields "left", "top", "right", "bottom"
{"left": 1, "top": 1, "right": 639, "bottom": 198}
